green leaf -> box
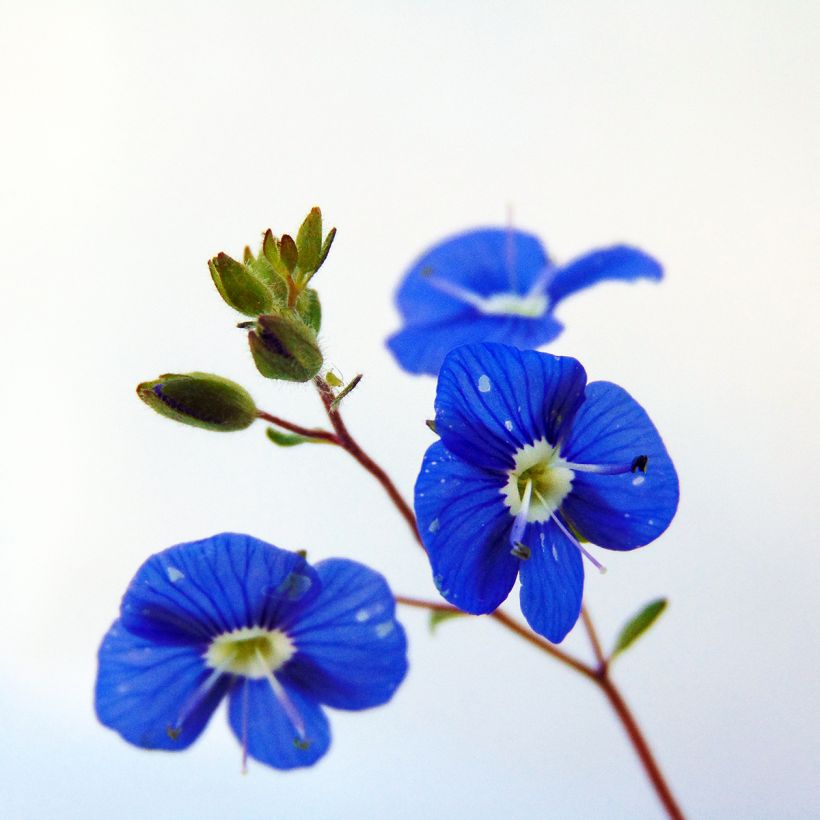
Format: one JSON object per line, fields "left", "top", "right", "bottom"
{"left": 296, "top": 207, "right": 323, "bottom": 274}
{"left": 266, "top": 427, "right": 314, "bottom": 447}
{"left": 428, "top": 609, "right": 466, "bottom": 634}
{"left": 612, "top": 598, "right": 668, "bottom": 659}
{"left": 329, "top": 374, "right": 362, "bottom": 410}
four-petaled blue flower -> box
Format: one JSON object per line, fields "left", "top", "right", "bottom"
{"left": 415, "top": 343, "right": 679, "bottom": 642}
{"left": 95, "top": 533, "right": 408, "bottom": 770}
{"left": 387, "top": 228, "right": 662, "bottom": 375}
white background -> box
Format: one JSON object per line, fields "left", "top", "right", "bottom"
{"left": 2, "top": 2, "right": 819, "bottom": 817}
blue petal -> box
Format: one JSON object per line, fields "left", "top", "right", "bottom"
{"left": 435, "top": 343, "right": 587, "bottom": 471}
{"left": 120, "top": 533, "right": 320, "bottom": 644}
{"left": 395, "top": 228, "right": 550, "bottom": 325}
{"left": 95, "top": 619, "right": 229, "bottom": 750}
{"left": 518, "top": 521, "right": 584, "bottom": 643}
{"left": 415, "top": 441, "right": 518, "bottom": 613}
{"left": 281, "top": 559, "right": 408, "bottom": 710}
{"left": 562, "top": 382, "right": 679, "bottom": 550}
{"left": 228, "top": 679, "right": 330, "bottom": 770}
{"left": 387, "top": 311, "right": 564, "bottom": 376}
{"left": 546, "top": 245, "right": 662, "bottom": 306}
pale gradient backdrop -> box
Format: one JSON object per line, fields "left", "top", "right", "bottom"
{"left": 1, "top": 2, "right": 819, "bottom": 818}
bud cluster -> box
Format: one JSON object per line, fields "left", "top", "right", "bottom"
{"left": 139, "top": 207, "right": 337, "bottom": 435}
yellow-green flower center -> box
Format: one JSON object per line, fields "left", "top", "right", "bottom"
{"left": 205, "top": 626, "right": 295, "bottom": 679}
{"left": 502, "top": 438, "right": 574, "bottom": 522}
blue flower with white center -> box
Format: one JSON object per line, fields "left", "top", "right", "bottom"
{"left": 95, "top": 533, "right": 408, "bottom": 770}
{"left": 387, "top": 228, "right": 662, "bottom": 375}
{"left": 415, "top": 343, "right": 679, "bottom": 643}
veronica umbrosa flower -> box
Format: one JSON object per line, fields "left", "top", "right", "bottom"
{"left": 388, "top": 228, "right": 662, "bottom": 375}
{"left": 415, "top": 344, "right": 678, "bottom": 642}
{"left": 95, "top": 533, "right": 408, "bottom": 770}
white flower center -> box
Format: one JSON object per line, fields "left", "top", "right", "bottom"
{"left": 475, "top": 291, "right": 550, "bottom": 318}
{"left": 205, "top": 626, "right": 295, "bottom": 679}
{"left": 423, "top": 273, "right": 550, "bottom": 318}
{"left": 502, "top": 438, "right": 574, "bottom": 522}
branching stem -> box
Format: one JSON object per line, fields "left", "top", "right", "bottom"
{"left": 297, "top": 378, "right": 685, "bottom": 820}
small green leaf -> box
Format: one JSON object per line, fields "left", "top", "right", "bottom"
{"left": 429, "top": 609, "right": 466, "bottom": 634}
{"left": 266, "top": 427, "right": 314, "bottom": 447}
{"left": 296, "top": 207, "right": 323, "bottom": 275}
{"left": 330, "top": 374, "right": 362, "bottom": 410}
{"left": 612, "top": 598, "right": 668, "bottom": 659}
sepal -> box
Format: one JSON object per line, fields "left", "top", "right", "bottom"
{"left": 208, "top": 252, "right": 276, "bottom": 317}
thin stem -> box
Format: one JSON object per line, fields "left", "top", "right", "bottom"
{"left": 314, "top": 381, "right": 684, "bottom": 819}
{"left": 314, "top": 378, "right": 419, "bottom": 540}
{"left": 395, "top": 595, "right": 595, "bottom": 679}
{"left": 599, "top": 677, "right": 685, "bottom": 820}
{"left": 581, "top": 605, "right": 607, "bottom": 671}
{"left": 256, "top": 410, "right": 338, "bottom": 443}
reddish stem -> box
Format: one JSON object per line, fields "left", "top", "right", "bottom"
{"left": 256, "top": 410, "right": 338, "bottom": 443}
{"left": 314, "top": 378, "right": 419, "bottom": 539}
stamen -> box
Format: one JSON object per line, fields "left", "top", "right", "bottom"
{"left": 564, "top": 455, "right": 649, "bottom": 476}
{"left": 550, "top": 512, "right": 607, "bottom": 574}
{"left": 423, "top": 274, "right": 488, "bottom": 311}
{"left": 511, "top": 542, "right": 531, "bottom": 560}
{"left": 255, "top": 648, "right": 306, "bottom": 740}
{"left": 170, "top": 654, "right": 234, "bottom": 738}
{"left": 509, "top": 479, "right": 533, "bottom": 548}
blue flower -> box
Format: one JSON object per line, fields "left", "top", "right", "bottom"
{"left": 95, "top": 533, "right": 408, "bottom": 770}
{"left": 387, "top": 228, "right": 662, "bottom": 375}
{"left": 415, "top": 344, "right": 678, "bottom": 643}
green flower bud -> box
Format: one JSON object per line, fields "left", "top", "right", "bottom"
{"left": 248, "top": 314, "right": 323, "bottom": 382}
{"left": 137, "top": 372, "right": 257, "bottom": 431}
{"left": 208, "top": 252, "right": 276, "bottom": 317}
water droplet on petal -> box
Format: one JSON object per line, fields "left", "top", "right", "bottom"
{"left": 375, "top": 621, "right": 395, "bottom": 638}
{"left": 166, "top": 566, "right": 185, "bottom": 583}
{"left": 477, "top": 374, "right": 491, "bottom": 393}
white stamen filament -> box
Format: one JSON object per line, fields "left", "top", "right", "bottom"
{"left": 255, "top": 648, "right": 305, "bottom": 739}
{"left": 563, "top": 460, "right": 635, "bottom": 475}
{"left": 173, "top": 653, "right": 235, "bottom": 733}
{"left": 550, "top": 511, "right": 607, "bottom": 574}
{"left": 424, "top": 275, "right": 549, "bottom": 318}
{"left": 509, "top": 479, "right": 533, "bottom": 547}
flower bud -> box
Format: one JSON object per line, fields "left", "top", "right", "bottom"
{"left": 209, "top": 252, "right": 275, "bottom": 317}
{"left": 137, "top": 373, "right": 257, "bottom": 431}
{"left": 248, "top": 314, "right": 323, "bottom": 382}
